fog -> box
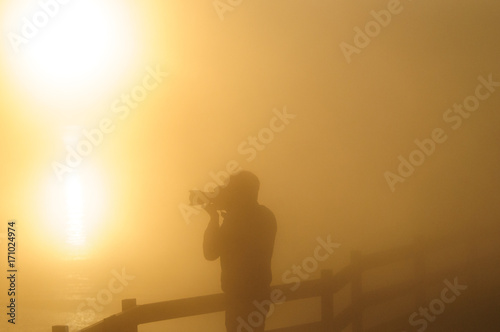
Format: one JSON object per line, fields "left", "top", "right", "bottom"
{"left": 1, "top": 0, "right": 499, "bottom": 331}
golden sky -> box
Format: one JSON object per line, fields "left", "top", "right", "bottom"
{"left": 1, "top": 0, "right": 500, "bottom": 331}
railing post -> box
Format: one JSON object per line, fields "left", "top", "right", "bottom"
{"left": 414, "top": 235, "right": 426, "bottom": 308}
{"left": 321, "top": 269, "right": 334, "bottom": 332}
{"left": 52, "top": 326, "right": 69, "bottom": 332}
{"left": 122, "top": 298, "right": 137, "bottom": 311}
{"left": 121, "top": 299, "right": 138, "bottom": 332}
{"left": 351, "top": 250, "right": 363, "bottom": 332}
{"left": 466, "top": 234, "right": 479, "bottom": 309}
{"left": 466, "top": 235, "right": 478, "bottom": 288}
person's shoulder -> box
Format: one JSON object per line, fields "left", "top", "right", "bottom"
{"left": 256, "top": 204, "right": 274, "bottom": 216}
{"left": 256, "top": 205, "right": 277, "bottom": 226}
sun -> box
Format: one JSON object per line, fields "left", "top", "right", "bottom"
{"left": 2, "top": 1, "right": 143, "bottom": 254}
{"left": 3, "top": 0, "right": 142, "bottom": 114}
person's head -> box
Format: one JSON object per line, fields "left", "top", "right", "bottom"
{"left": 219, "top": 170, "right": 260, "bottom": 210}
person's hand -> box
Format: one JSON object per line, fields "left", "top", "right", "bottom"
{"left": 203, "top": 203, "right": 219, "bottom": 222}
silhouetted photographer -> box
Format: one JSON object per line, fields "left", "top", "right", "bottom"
{"left": 197, "top": 171, "right": 277, "bottom": 332}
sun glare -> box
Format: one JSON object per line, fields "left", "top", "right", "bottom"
{"left": 36, "top": 126, "right": 111, "bottom": 256}
{"left": 64, "top": 172, "right": 86, "bottom": 246}
{"left": 2, "top": 0, "right": 142, "bottom": 255}
{"left": 4, "top": 0, "right": 141, "bottom": 114}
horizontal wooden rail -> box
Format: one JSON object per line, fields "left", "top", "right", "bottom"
{"left": 268, "top": 321, "right": 323, "bottom": 332}
{"left": 54, "top": 231, "right": 499, "bottom": 332}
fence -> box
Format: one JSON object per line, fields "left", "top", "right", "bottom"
{"left": 52, "top": 232, "right": 498, "bottom": 332}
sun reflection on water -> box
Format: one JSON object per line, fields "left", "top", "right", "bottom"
{"left": 50, "top": 126, "right": 110, "bottom": 261}
{"left": 64, "top": 173, "right": 86, "bottom": 247}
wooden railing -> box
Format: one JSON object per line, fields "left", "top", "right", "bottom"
{"left": 52, "top": 232, "right": 498, "bottom": 332}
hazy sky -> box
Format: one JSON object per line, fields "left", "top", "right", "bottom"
{"left": 1, "top": 0, "right": 500, "bottom": 331}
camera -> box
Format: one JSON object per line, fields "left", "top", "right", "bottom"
{"left": 189, "top": 189, "right": 227, "bottom": 208}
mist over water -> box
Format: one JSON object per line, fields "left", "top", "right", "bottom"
{"left": 1, "top": 0, "right": 500, "bottom": 331}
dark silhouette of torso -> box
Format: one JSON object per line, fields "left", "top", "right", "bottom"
{"left": 204, "top": 204, "right": 276, "bottom": 298}
{"left": 201, "top": 170, "right": 276, "bottom": 332}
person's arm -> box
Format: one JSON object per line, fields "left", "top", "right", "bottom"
{"left": 203, "top": 204, "right": 221, "bottom": 261}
